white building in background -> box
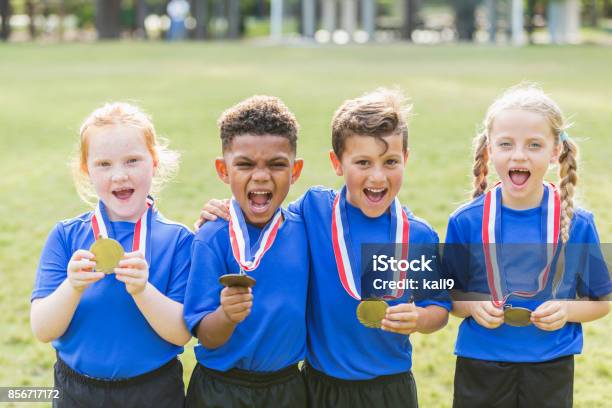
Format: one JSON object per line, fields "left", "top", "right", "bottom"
{"left": 271, "top": 0, "right": 379, "bottom": 43}
{"left": 548, "top": 0, "right": 581, "bottom": 44}
{"left": 270, "top": 0, "right": 581, "bottom": 45}
{"left": 485, "top": 0, "right": 580, "bottom": 44}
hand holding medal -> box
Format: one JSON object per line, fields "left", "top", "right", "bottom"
{"left": 482, "top": 183, "right": 562, "bottom": 328}
{"left": 530, "top": 300, "right": 569, "bottom": 331}
{"left": 67, "top": 249, "right": 105, "bottom": 292}
{"left": 381, "top": 297, "right": 420, "bottom": 335}
{"left": 220, "top": 286, "right": 253, "bottom": 323}
{"left": 88, "top": 198, "right": 154, "bottom": 295}
{"left": 332, "top": 187, "right": 411, "bottom": 330}
{"left": 114, "top": 251, "right": 150, "bottom": 296}
{"left": 468, "top": 301, "right": 505, "bottom": 329}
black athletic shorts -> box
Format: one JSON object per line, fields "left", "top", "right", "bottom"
{"left": 303, "top": 364, "right": 418, "bottom": 408}
{"left": 453, "top": 355, "right": 574, "bottom": 408}
{"left": 185, "top": 362, "right": 306, "bottom": 408}
{"left": 53, "top": 356, "right": 185, "bottom": 408}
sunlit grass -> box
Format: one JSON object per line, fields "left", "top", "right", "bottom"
{"left": 0, "top": 42, "right": 610, "bottom": 407}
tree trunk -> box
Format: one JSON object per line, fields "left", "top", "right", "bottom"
{"left": 256, "top": 0, "right": 265, "bottom": 19}
{"left": 135, "top": 0, "right": 148, "bottom": 38}
{"left": 0, "top": 0, "right": 11, "bottom": 41}
{"left": 589, "top": 0, "right": 598, "bottom": 27}
{"left": 454, "top": 0, "right": 479, "bottom": 41}
{"left": 227, "top": 0, "right": 240, "bottom": 39}
{"left": 96, "top": 0, "right": 122, "bottom": 39}
{"left": 193, "top": 0, "right": 208, "bottom": 39}
{"left": 26, "top": 1, "right": 36, "bottom": 39}
{"left": 401, "top": 0, "right": 418, "bottom": 41}
{"left": 58, "top": 0, "right": 65, "bottom": 41}
{"left": 526, "top": 0, "right": 536, "bottom": 44}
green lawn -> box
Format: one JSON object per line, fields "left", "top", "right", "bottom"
{"left": 0, "top": 42, "right": 611, "bottom": 407}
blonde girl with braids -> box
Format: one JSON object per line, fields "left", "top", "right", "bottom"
{"left": 31, "top": 103, "right": 192, "bottom": 408}
{"left": 444, "top": 84, "right": 611, "bottom": 408}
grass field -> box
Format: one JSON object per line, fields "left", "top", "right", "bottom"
{"left": 1, "top": 42, "right": 611, "bottom": 407}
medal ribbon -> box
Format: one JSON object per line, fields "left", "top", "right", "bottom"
{"left": 228, "top": 198, "right": 283, "bottom": 272}
{"left": 91, "top": 196, "right": 154, "bottom": 256}
{"left": 482, "top": 183, "right": 560, "bottom": 307}
{"left": 331, "top": 186, "right": 410, "bottom": 301}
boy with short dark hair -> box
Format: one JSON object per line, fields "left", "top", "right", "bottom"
{"left": 184, "top": 95, "right": 308, "bottom": 407}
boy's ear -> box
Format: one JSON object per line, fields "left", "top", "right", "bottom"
{"left": 329, "top": 150, "right": 343, "bottom": 176}
{"left": 215, "top": 158, "right": 230, "bottom": 184}
{"left": 403, "top": 148, "right": 410, "bottom": 164}
{"left": 290, "top": 158, "right": 304, "bottom": 184}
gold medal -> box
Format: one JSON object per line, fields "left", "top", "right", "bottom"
{"left": 504, "top": 306, "right": 532, "bottom": 327}
{"left": 90, "top": 238, "right": 124, "bottom": 274}
{"left": 356, "top": 299, "right": 388, "bottom": 329}
{"left": 219, "top": 273, "right": 256, "bottom": 288}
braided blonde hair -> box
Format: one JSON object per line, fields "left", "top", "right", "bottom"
{"left": 471, "top": 84, "right": 578, "bottom": 242}
{"left": 71, "top": 102, "right": 180, "bottom": 206}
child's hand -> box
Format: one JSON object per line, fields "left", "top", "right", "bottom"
{"left": 220, "top": 286, "right": 253, "bottom": 324}
{"left": 67, "top": 250, "right": 105, "bottom": 292}
{"left": 531, "top": 301, "right": 568, "bottom": 331}
{"left": 469, "top": 301, "right": 505, "bottom": 329}
{"left": 381, "top": 302, "right": 419, "bottom": 335}
{"left": 194, "top": 199, "right": 230, "bottom": 231}
{"left": 115, "top": 251, "right": 149, "bottom": 296}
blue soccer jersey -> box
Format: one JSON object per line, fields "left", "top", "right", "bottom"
{"left": 184, "top": 208, "right": 308, "bottom": 372}
{"left": 445, "top": 193, "right": 612, "bottom": 363}
{"left": 32, "top": 207, "right": 192, "bottom": 379}
{"left": 289, "top": 186, "right": 451, "bottom": 380}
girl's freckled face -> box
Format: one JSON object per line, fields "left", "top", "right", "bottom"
{"left": 86, "top": 125, "right": 155, "bottom": 221}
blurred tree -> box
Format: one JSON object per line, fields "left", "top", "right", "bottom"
{"left": 255, "top": 0, "right": 265, "bottom": 18}
{"left": 0, "top": 0, "right": 10, "bottom": 41}
{"left": 401, "top": 0, "right": 419, "bottom": 41}
{"left": 587, "top": 0, "right": 598, "bottom": 26}
{"left": 134, "top": 0, "right": 147, "bottom": 37}
{"left": 453, "top": 0, "right": 481, "bottom": 41}
{"left": 193, "top": 0, "right": 209, "bottom": 39}
{"left": 227, "top": 0, "right": 239, "bottom": 38}
{"left": 96, "top": 0, "right": 122, "bottom": 38}
{"left": 26, "top": 0, "right": 36, "bottom": 39}
{"left": 526, "top": 0, "right": 536, "bottom": 43}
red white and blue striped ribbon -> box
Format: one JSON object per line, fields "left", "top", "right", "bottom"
{"left": 228, "top": 198, "right": 283, "bottom": 272}
{"left": 91, "top": 196, "right": 154, "bottom": 256}
{"left": 482, "top": 182, "right": 560, "bottom": 307}
{"left": 331, "top": 186, "right": 410, "bottom": 301}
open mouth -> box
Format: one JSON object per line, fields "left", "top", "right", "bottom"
{"left": 508, "top": 168, "right": 530, "bottom": 187}
{"left": 112, "top": 187, "right": 135, "bottom": 201}
{"left": 363, "top": 187, "right": 388, "bottom": 204}
{"left": 247, "top": 190, "right": 273, "bottom": 214}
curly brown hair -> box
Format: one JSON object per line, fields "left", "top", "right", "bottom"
{"left": 218, "top": 95, "right": 299, "bottom": 153}
{"left": 331, "top": 88, "right": 411, "bottom": 159}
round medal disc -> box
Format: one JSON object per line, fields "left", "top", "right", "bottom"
{"left": 219, "top": 274, "right": 256, "bottom": 288}
{"left": 90, "top": 238, "right": 124, "bottom": 274}
{"left": 504, "top": 307, "right": 532, "bottom": 327}
{"left": 356, "top": 299, "right": 388, "bottom": 329}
